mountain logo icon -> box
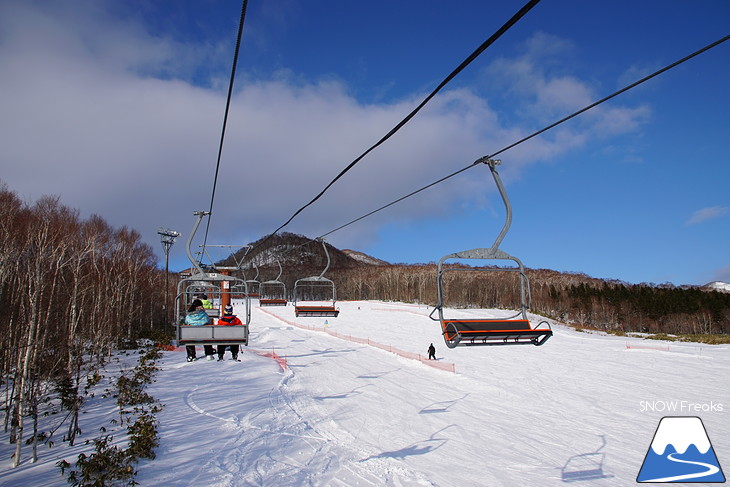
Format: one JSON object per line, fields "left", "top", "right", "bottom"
{"left": 637, "top": 416, "right": 725, "bottom": 483}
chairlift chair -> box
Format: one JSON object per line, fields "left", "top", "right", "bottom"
{"left": 429, "top": 159, "right": 552, "bottom": 348}
{"left": 216, "top": 243, "right": 261, "bottom": 299}
{"left": 260, "top": 259, "right": 288, "bottom": 306}
{"left": 244, "top": 263, "right": 261, "bottom": 298}
{"left": 175, "top": 211, "right": 251, "bottom": 347}
{"left": 293, "top": 239, "right": 340, "bottom": 317}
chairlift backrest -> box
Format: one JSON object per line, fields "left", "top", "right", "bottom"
{"left": 434, "top": 159, "right": 529, "bottom": 319}
{"left": 294, "top": 238, "right": 337, "bottom": 306}
{"left": 260, "top": 260, "right": 287, "bottom": 299}
{"left": 430, "top": 160, "right": 550, "bottom": 347}
{"left": 176, "top": 210, "right": 252, "bottom": 327}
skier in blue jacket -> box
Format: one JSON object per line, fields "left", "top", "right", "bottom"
{"left": 184, "top": 299, "right": 214, "bottom": 361}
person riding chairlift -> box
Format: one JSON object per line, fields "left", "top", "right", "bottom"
{"left": 216, "top": 304, "right": 242, "bottom": 361}
{"left": 200, "top": 294, "right": 214, "bottom": 309}
{"left": 184, "top": 299, "right": 215, "bottom": 361}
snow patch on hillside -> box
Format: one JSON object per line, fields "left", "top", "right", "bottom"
{"left": 342, "top": 249, "right": 388, "bottom": 266}
{"left": 704, "top": 281, "right": 730, "bottom": 293}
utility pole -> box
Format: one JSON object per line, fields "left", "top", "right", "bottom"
{"left": 158, "top": 227, "right": 180, "bottom": 325}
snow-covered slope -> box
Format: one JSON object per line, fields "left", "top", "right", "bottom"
{"left": 342, "top": 249, "right": 389, "bottom": 266}
{"left": 704, "top": 281, "right": 730, "bottom": 293}
{"left": 2, "top": 301, "right": 728, "bottom": 486}
{"left": 649, "top": 417, "right": 711, "bottom": 455}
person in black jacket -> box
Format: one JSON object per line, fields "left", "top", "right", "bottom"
{"left": 428, "top": 343, "right": 436, "bottom": 360}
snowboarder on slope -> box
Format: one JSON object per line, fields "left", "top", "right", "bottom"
{"left": 428, "top": 343, "right": 436, "bottom": 360}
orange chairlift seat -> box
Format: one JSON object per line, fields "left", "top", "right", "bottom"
{"left": 260, "top": 259, "right": 288, "bottom": 306}
{"left": 293, "top": 239, "right": 340, "bottom": 317}
{"left": 429, "top": 159, "right": 552, "bottom": 348}
{"left": 175, "top": 211, "right": 251, "bottom": 347}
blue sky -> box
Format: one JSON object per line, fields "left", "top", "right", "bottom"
{"left": 0, "top": 0, "right": 728, "bottom": 286}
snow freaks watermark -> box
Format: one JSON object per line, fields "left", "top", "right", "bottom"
{"left": 637, "top": 416, "right": 726, "bottom": 483}
{"left": 639, "top": 400, "right": 724, "bottom": 413}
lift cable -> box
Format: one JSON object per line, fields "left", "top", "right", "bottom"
{"left": 244, "top": 33, "right": 729, "bottom": 264}
{"left": 239, "top": 31, "right": 728, "bottom": 268}
{"left": 309, "top": 34, "right": 730, "bottom": 241}
{"left": 487, "top": 33, "right": 730, "bottom": 161}
{"left": 201, "top": 0, "right": 250, "bottom": 258}
{"left": 319, "top": 165, "right": 474, "bottom": 240}
{"left": 262, "top": 0, "right": 542, "bottom": 242}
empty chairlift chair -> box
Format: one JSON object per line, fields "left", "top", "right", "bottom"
{"left": 429, "top": 159, "right": 552, "bottom": 348}
{"left": 244, "top": 263, "right": 261, "bottom": 299}
{"left": 293, "top": 239, "right": 340, "bottom": 317}
{"left": 230, "top": 245, "right": 261, "bottom": 299}
{"left": 259, "top": 260, "right": 288, "bottom": 306}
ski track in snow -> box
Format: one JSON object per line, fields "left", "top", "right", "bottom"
{"left": 138, "top": 313, "right": 436, "bottom": 487}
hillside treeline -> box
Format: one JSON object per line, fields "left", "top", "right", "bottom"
{"left": 337, "top": 265, "right": 729, "bottom": 335}
{"left": 0, "top": 185, "right": 167, "bottom": 465}
{"left": 248, "top": 246, "right": 730, "bottom": 337}
{"left": 332, "top": 265, "right": 730, "bottom": 335}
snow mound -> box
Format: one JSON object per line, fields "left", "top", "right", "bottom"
{"left": 704, "top": 281, "right": 730, "bottom": 293}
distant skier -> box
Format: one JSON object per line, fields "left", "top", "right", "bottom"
{"left": 427, "top": 343, "right": 436, "bottom": 360}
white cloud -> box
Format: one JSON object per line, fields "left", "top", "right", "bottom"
{"left": 483, "top": 31, "right": 650, "bottom": 140}
{"left": 686, "top": 206, "right": 729, "bottom": 225}
{"left": 711, "top": 264, "right": 730, "bottom": 284}
{"left": 0, "top": 3, "right": 652, "bottom": 268}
